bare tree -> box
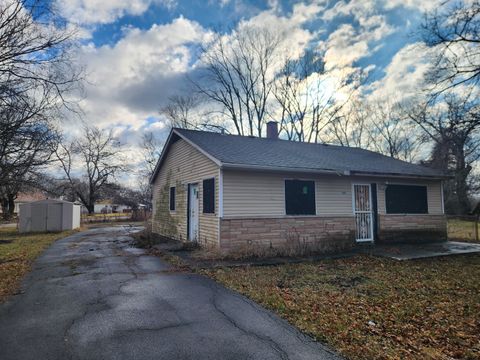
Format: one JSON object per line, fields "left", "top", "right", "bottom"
{"left": 137, "top": 132, "right": 162, "bottom": 209}
{"left": 0, "top": 90, "right": 61, "bottom": 219}
{"left": 422, "top": 0, "right": 480, "bottom": 94}
{"left": 0, "top": 0, "right": 82, "bottom": 108}
{"left": 367, "top": 101, "right": 425, "bottom": 162}
{"left": 0, "top": 0, "right": 82, "bottom": 218}
{"left": 326, "top": 100, "right": 370, "bottom": 148}
{"left": 160, "top": 94, "right": 200, "bottom": 129}
{"left": 193, "top": 26, "right": 281, "bottom": 136}
{"left": 408, "top": 92, "right": 480, "bottom": 214}
{"left": 326, "top": 99, "right": 425, "bottom": 162}
{"left": 274, "top": 52, "right": 355, "bottom": 142}
{"left": 56, "top": 126, "right": 127, "bottom": 214}
{"left": 140, "top": 132, "right": 161, "bottom": 178}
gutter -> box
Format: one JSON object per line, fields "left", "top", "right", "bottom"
{"left": 221, "top": 163, "right": 449, "bottom": 180}
{"left": 349, "top": 170, "right": 451, "bottom": 181}
{"left": 221, "top": 162, "right": 345, "bottom": 176}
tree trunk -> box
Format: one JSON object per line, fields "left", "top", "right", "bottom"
{"left": 87, "top": 203, "right": 95, "bottom": 214}
{"left": 455, "top": 167, "right": 471, "bottom": 214}
{"left": 453, "top": 145, "right": 471, "bottom": 214}
{"left": 1, "top": 198, "right": 10, "bottom": 220}
{"left": 7, "top": 194, "right": 15, "bottom": 218}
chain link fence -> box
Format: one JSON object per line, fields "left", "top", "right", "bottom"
{"left": 81, "top": 210, "right": 150, "bottom": 224}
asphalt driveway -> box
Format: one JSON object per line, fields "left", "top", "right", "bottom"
{"left": 0, "top": 226, "right": 341, "bottom": 360}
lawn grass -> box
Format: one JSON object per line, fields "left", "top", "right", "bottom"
{"left": 204, "top": 254, "right": 480, "bottom": 360}
{"left": 0, "top": 227, "right": 77, "bottom": 302}
{"left": 447, "top": 218, "right": 479, "bottom": 243}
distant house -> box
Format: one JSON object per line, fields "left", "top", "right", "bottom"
{"left": 150, "top": 122, "right": 448, "bottom": 253}
{"left": 92, "top": 200, "right": 132, "bottom": 214}
{"left": 10, "top": 191, "right": 48, "bottom": 215}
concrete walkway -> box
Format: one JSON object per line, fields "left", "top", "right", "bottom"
{"left": 369, "top": 241, "right": 480, "bottom": 260}
{"left": 0, "top": 226, "right": 341, "bottom": 360}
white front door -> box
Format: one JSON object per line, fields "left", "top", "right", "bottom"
{"left": 188, "top": 183, "right": 199, "bottom": 242}
{"left": 353, "top": 184, "right": 374, "bottom": 242}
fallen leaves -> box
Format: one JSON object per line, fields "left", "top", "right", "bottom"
{"left": 0, "top": 228, "right": 76, "bottom": 302}
{"left": 203, "top": 254, "right": 480, "bottom": 360}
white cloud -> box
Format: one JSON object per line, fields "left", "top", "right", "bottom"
{"left": 73, "top": 16, "right": 209, "bottom": 130}
{"left": 57, "top": 0, "right": 176, "bottom": 26}
{"left": 383, "top": 0, "right": 442, "bottom": 12}
{"left": 59, "top": 16, "right": 211, "bottom": 181}
{"left": 365, "top": 42, "right": 431, "bottom": 102}
{"left": 322, "top": 1, "right": 394, "bottom": 69}
{"left": 239, "top": 1, "right": 324, "bottom": 60}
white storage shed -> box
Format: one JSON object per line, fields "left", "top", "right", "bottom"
{"left": 19, "top": 200, "right": 81, "bottom": 233}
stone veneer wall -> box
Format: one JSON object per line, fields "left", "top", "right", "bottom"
{"left": 218, "top": 214, "right": 448, "bottom": 253}
{"left": 377, "top": 214, "right": 447, "bottom": 244}
{"left": 219, "top": 216, "right": 356, "bottom": 253}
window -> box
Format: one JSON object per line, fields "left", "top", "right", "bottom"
{"left": 385, "top": 184, "right": 428, "bottom": 214}
{"left": 285, "top": 180, "right": 316, "bottom": 215}
{"left": 169, "top": 187, "right": 175, "bottom": 211}
{"left": 203, "top": 178, "right": 215, "bottom": 214}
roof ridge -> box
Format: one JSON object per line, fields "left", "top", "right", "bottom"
{"left": 173, "top": 127, "right": 364, "bottom": 151}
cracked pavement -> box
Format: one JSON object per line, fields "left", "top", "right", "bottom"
{"left": 0, "top": 226, "right": 342, "bottom": 360}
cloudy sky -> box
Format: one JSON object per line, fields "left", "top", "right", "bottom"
{"left": 58, "top": 0, "right": 441, "bottom": 184}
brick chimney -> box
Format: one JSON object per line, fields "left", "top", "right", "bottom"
{"left": 266, "top": 121, "right": 278, "bottom": 139}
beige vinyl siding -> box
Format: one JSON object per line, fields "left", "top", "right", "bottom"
{"left": 316, "top": 177, "right": 352, "bottom": 215}
{"left": 223, "top": 171, "right": 354, "bottom": 217}
{"left": 427, "top": 182, "right": 443, "bottom": 215}
{"left": 222, "top": 170, "right": 444, "bottom": 218}
{"left": 222, "top": 172, "right": 285, "bottom": 217}
{"left": 152, "top": 138, "right": 219, "bottom": 246}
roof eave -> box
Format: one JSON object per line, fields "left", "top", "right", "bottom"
{"left": 149, "top": 129, "right": 175, "bottom": 185}
{"left": 149, "top": 129, "right": 222, "bottom": 185}
{"left": 221, "top": 163, "right": 448, "bottom": 180}
{"left": 221, "top": 163, "right": 348, "bottom": 176}
{"left": 350, "top": 170, "right": 451, "bottom": 180}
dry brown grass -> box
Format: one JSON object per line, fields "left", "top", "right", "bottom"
{"left": 204, "top": 254, "right": 480, "bottom": 360}
{"left": 0, "top": 228, "right": 77, "bottom": 302}
{"left": 447, "top": 218, "right": 480, "bottom": 243}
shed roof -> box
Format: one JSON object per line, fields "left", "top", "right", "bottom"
{"left": 151, "top": 128, "right": 447, "bottom": 183}
{"left": 29, "top": 199, "right": 75, "bottom": 204}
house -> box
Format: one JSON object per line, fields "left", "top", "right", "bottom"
{"left": 0, "top": 191, "right": 48, "bottom": 215}
{"left": 92, "top": 200, "right": 132, "bottom": 214}
{"left": 150, "top": 122, "right": 448, "bottom": 253}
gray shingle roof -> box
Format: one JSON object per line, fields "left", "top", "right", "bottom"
{"left": 169, "top": 128, "right": 446, "bottom": 179}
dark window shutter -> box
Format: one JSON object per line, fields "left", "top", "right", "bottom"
{"left": 169, "top": 187, "right": 175, "bottom": 211}
{"left": 285, "top": 180, "right": 316, "bottom": 215}
{"left": 385, "top": 184, "right": 428, "bottom": 214}
{"left": 203, "top": 178, "right": 215, "bottom": 214}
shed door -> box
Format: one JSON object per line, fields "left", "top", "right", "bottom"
{"left": 31, "top": 204, "right": 47, "bottom": 232}
{"left": 353, "top": 184, "right": 374, "bottom": 242}
{"left": 47, "top": 203, "right": 63, "bottom": 231}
